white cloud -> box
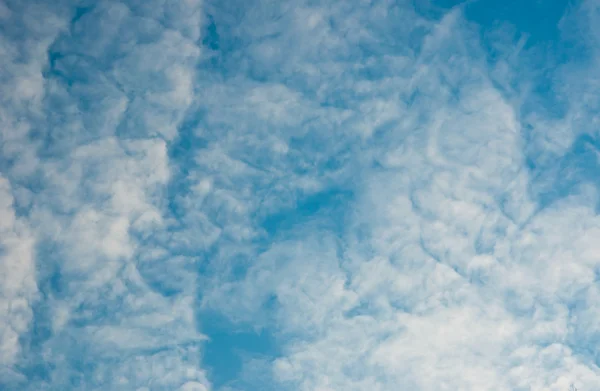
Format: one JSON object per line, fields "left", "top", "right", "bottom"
{"left": 0, "top": 176, "right": 37, "bottom": 368}
{"left": 0, "top": 0, "right": 210, "bottom": 389}
{"left": 198, "top": 2, "right": 600, "bottom": 390}
{"left": 5, "top": 0, "right": 600, "bottom": 389}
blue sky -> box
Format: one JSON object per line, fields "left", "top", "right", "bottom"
{"left": 2, "top": 0, "right": 600, "bottom": 390}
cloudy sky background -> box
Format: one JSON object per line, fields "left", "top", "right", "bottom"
{"left": 3, "top": 0, "right": 600, "bottom": 389}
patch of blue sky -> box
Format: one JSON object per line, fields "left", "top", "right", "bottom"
{"left": 198, "top": 309, "right": 280, "bottom": 390}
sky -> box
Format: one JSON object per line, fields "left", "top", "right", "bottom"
{"left": 3, "top": 0, "right": 600, "bottom": 390}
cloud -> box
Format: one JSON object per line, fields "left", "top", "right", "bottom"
{"left": 4, "top": 0, "right": 600, "bottom": 390}
{"left": 196, "top": 1, "right": 600, "bottom": 390}
{"left": 0, "top": 176, "right": 36, "bottom": 383}
{"left": 1, "top": 0, "right": 210, "bottom": 389}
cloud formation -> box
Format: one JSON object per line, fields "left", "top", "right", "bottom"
{"left": 1, "top": 0, "right": 208, "bottom": 389}
{"left": 2, "top": 0, "right": 600, "bottom": 390}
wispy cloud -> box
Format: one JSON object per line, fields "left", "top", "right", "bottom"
{"left": 1, "top": 0, "right": 208, "bottom": 389}
{"left": 196, "top": 1, "right": 600, "bottom": 390}
{"left": 2, "top": 0, "right": 600, "bottom": 390}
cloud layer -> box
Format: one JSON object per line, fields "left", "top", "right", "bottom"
{"left": 2, "top": 0, "right": 600, "bottom": 390}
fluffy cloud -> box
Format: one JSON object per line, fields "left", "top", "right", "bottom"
{"left": 198, "top": 2, "right": 600, "bottom": 391}
{"left": 1, "top": 0, "right": 209, "bottom": 389}
{"left": 3, "top": 0, "right": 600, "bottom": 390}
{"left": 0, "top": 176, "right": 37, "bottom": 384}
